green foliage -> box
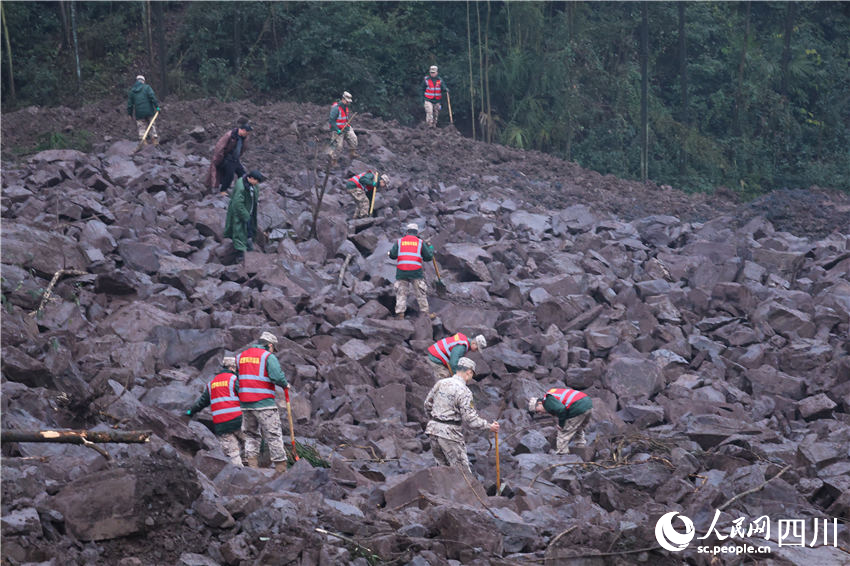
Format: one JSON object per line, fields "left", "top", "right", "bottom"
{"left": 34, "top": 130, "right": 93, "bottom": 153}
{"left": 3, "top": 1, "right": 848, "bottom": 194}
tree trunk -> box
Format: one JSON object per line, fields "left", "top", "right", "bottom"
{"left": 476, "top": 2, "right": 485, "bottom": 140}
{"left": 640, "top": 2, "right": 649, "bottom": 182}
{"left": 467, "top": 1, "right": 476, "bottom": 141}
{"left": 154, "top": 0, "right": 166, "bottom": 97}
{"left": 70, "top": 0, "right": 81, "bottom": 88}
{"left": 309, "top": 167, "right": 331, "bottom": 240}
{"left": 2, "top": 429, "right": 152, "bottom": 444}
{"left": 484, "top": 0, "right": 492, "bottom": 144}
{"left": 734, "top": 1, "right": 751, "bottom": 136}
{"left": 233, "top": 3, "right": 241, "bottom": 71}
{"left": 780, "top": 2, "right": 794, "bottom": 98}
{"left": 58, "top": 1, "right": 71, "bottom": 51}
{"left": 145, "top": 0, "right": 153, "bottom": 70}
{"left": 1, "top": 3, "right": 14, "bottom": 102}
{"left": 678, "top": 2, "right": 688, "bottom": 176}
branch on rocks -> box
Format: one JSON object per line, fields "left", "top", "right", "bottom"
{"left": 459, "top": 468, "right": 498, "bottom": 519}
{"left": 315, "top": 527, "right": 382, "bottom": 564}
{"left": 716, "top": 464, "right": 791, "bottom": 512}
{"left": 29, "top": 268, "right": 87, "bottom": 317}
{"left": 1, "top": 428, "right": 150, "bottom": 461}
{"left": 337, "top": 253, "right": 353, "bottom": 289}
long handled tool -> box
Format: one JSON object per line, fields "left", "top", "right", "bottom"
{"left": 431, "top": 257, "right": 447, "bottom": 294}
{"left": 284, "top": 387, "right": 299, "bottom": 462}
{"left": 135, "top": 110, "right": 159, "bottom": 152}
{"left": 329, "top": 112, "right": 358, "bottom": 146}
{"left": 495, "top": 430, "right": 502, "bottom": 495}
{"left": 446, "top": 91, "right": 454, "bottom": 124}
{"left": 369, "top": 171, "right": 379, "bottom": 215}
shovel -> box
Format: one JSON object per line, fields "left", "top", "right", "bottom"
{"left": 431, "top": 257, "right": 447, "bottom": 294}
{"left": 284, "top": 387, "right": 299, "bottom": 462}
{"left": 135, "top": 110, "right": 159, "bottom": 152}
{"left": 369, "top": 171, "right": 379, "bottom": 216}
{"left": 446, "top": 91, "right": 454, "bottom": 124}
{"left": 495, "top": 430, "right": 502, "bottom": 495}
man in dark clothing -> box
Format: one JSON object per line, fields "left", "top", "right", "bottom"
{"left": 388, "top": 222, "right": 435, "bottom": 319}
{"left": 422, "top": 65, "right": 448, "bottom": 128}
{"left": 186, "top": 356, "right": 243, "bottom": 466}
{"left": 206, "top": 123, "right": 252, "bottom": 193}
{"left": 126, "top": 74, "right": 160, "bottom": 144}
{"left": 528, "top": 388, "right": 593, "bottom": 455}
{"left": 344, "top": 171, "right": 389, "bottom": 219}
{"left": 224, "top": 170, "right": 265, "bottom": 262}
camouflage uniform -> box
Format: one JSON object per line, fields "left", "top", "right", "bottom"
{"left": 555, "top": 410, "right": 591, "bottom": 455}
{"left": 218, "top": 432, "right": 243, "bottom": 466}
{"left": 424, "top": 374, "right": 490, "bottom": 473}
{"left": 394, "top": 279, "right": 429, "bottom": 316}
{"left": 242, "top": 407, "right": 288, "bottom": 463}
{"left": 428, "top": 361, "right": 452, "bottom": 382}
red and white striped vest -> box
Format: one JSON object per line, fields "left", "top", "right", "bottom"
{"left": 208, "top": 372, "right": 241, "bottom": 424}
{"left": 237, "top": 347, "right": 275, "bottom": 403}
{"left": 428, "top": 333, "right": 470, "bottom": 368}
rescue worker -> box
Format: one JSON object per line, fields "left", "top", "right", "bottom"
{"left": 186, "top": 356, "right": 243, "bottom": 466}
{"left": 424, "top": 357, "right": 499, "bottom": 473}
{"left": 345, "top": 171, "right": 389, "bottom": 219}
{"left": 237, "top": 331, "right": 289, "bottom": 473}
{"left": 326, "top": 91, "right": 357, "bottom": 164}
{"left": 388, "top": 223, "right": 435, "bottom": 320}
{"left": 224, "top": 170, "right": 265, "bottom": 263}
{"left": 427, "top": 333, "right": 487, "bottom": 381}
{"left": 206, "top": 122, "right": 252, "bottom": 194}
{"left": 126, "top": 74, "right": 160, "bottom": 144}
{"left": 422, "top": 65, "right": 448, "bottom": 128}
{"left": 528, "top": 387, "right": 593, "bottom": 455}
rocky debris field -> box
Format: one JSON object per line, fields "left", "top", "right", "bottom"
{"left": 1, "top": 97, "right": 849, "bottom": 566}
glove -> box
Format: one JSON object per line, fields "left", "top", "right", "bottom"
{"left": 186, "top": 409, "right": 192, "bottom": 416}
{"left": 156, "top": 106, "right": 161, "bottom": 112}
{"left": 335, "top": 128, "right": 342, "bottom": 134}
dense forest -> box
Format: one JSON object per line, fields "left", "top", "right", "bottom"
{"left": 2, "top": 1, "right": 848, "bottom": 194}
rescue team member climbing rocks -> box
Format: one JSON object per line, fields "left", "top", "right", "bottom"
{"left": 529, "top": 387, "right": 593, "bottom": 455}
{"left": 424, "top": 357, "right": 499, "bottom": 473}
{"left": 206, "top": 122, "right": 252, "bottom": 194}
{"left": 126, "top": 74, "right": 160, "bottom": 144}
{"left": 327, "top": 91, "right": 357, "bottom": 164}
{"left": 186, "top": 356, "right": 244, "bottom": 467}
{"left": 237, "top": 331, "right": 290, "bottom": 473}
{"left": 427, "top": 333, "right": 487, "bottom": 381}
{"left": 345, "top": 171, "right": 389, "bottom": 219}
{"left": 422, "top": 65, "right": 448, "bottom": 128}
{"left": 388, "top": 223, "right": 435, "bottom": 320}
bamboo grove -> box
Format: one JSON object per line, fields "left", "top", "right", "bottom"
{"left": 2, "top": 1, "right": 848, "bottom": 194}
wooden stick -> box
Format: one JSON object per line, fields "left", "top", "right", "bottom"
{"left": 369, "top": 171, "right": 379, "bottom": 215}
{"left": 494, "top": 430, "right": 501, "bottom": 495}
{"left": 717, "top": 464, "right": 791, "bottom": 511}
{"left": 135, "top": 110, "right": 159, "bottom": 151}
{"left": 30, "top": 268, "right": 87, "bottom": 317}
{"left": 284, "top": 388, "right": 299, "bottom": 461}
{"left": 337, "top": 253, "right": 353, "bottom": 290}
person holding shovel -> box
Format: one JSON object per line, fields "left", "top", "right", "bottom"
{"left": 236, "top": 331, "right": 289, "bottom": 473}
{"left": 344, "top": 171, "right": 389, "bottom": 219}
{"left": 528, "top": 387, "right": 593, "bottom": 455}
{"left": 427, "top": 333, "right": 487, "bottom": 381}
{"left": 388, "top": 222, "right": 435, "bottom": 320}
{"left": 422, "top": 65, "right": 448, "bottom": 128}
{"left": 126, "top": 74, "right": 160, "bottom": 145}
{"left": 424, "top": 357, "right": 499, "bottom": 473}
{"left": 327, "top": 91, "right": 358, "bottom": 164}
{"left": 186, "top": 356, "right": 243, "bottom": 467}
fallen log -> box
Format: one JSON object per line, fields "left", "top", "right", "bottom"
{"left": 1, "top": 429, "right": 152, "bottom": 444}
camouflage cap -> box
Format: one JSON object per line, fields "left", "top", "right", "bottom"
{"left": 259, "top": 331, "right": 279, "bottom": 345}
{"left": 457, "top": 357, "right": 476, "bottom": 372}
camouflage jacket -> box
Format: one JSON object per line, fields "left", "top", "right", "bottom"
{"left": 424, "top": 374, "right": 489, "bottom": 442}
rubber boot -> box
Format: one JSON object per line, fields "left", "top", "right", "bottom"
{"left": 273, "top": 460, "right": 288, "bottom": 473}
{"left": 244, "top": 456, "right": 259, "bottom": 468}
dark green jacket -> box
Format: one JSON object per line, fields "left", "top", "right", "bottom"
{"left": 388, "top": 234, "right": 435, "bottom": 280}
{"left": 543, "top": 394, "right": 592, "bottom": 428}
{"left": 127, "top": 81, "right": 159, "bottom": 120}
{"left": 239, "top": 343, "right": 288, "bottom": 410}
{"left": 223, "top": 176, "right": 259, "bottom": 252}
{"left": 188, "top": 367, "right": 242, "bottom": 435}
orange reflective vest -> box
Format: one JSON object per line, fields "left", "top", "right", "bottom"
{"left": 396, "top": 235, "right": 424, "bottom": 271}
{"left": 424, "top": 77, "right": 443, "bottom": 101}
{"left": 546, "top": 388, "right": 587, "bottom": 409}
{"left": 237, "top": 347, "right": 275, "bottom": 403}
{"left": 208, "top": 372, "right": 241, "bottom": 424}
{"left": 428, "top": 333, "right": 470, "bottom": 368}
{"left": 348, "top": 171, "right": 374, "bottom": 193}
{"left": 332, "top": 102, "right": 350, "bottom": 130}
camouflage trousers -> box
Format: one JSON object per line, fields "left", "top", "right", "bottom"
{"left": 555, "top": 409, "right": 591, "bottom": 455}
{"left": 428, "top": 434, "right": 471, "bottom": 474}
{"left": 217, "top": 431, "right": 243, "bottom": 466}
{"left": 424, "top": 100, "right": 441, "bottom": 127}
{"left": 348, "top": 186, "right": 371, "bottom": 218}
{"left": 136, "top": 118, "right": 158, "bottom": 141}
{"left": 429, "top": 361, "right": 452, "bottom": 381}
{"left": 326, "top": 128, "right": 358, "bottom": 159}
{"left": 394, "top": 278, "right": 429, "bottom": 315}
{"left": 242, "top": 407, "right": 288, "bottom": 463}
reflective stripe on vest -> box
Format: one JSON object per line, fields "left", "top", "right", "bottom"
{"left": 428, "top": 333, "right": 470, "bottom": 368}
{"left": 333, "top": 102, "right": 349, "bottom": 130}
{"left": 396, "top": 235, "right": 424, "bottom": 271}
{"left": 237, "top": 347, "right": 275, "bottom": 403}
{"left": 424, "top": 77, "right": 442, "bottom": 101}
{"left": 348, "top": 171, "right": 373, "bottom": 193}
{"left": 208, "top": 372, "right": 241, "bottom": 424}
{"left": 546, "top": 387, "right": 587, "bottom": 409}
